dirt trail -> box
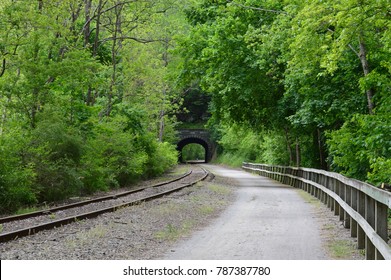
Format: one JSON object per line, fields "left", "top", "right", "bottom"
{"left": 164, "top": 164, "right": 328, "bottom": 260}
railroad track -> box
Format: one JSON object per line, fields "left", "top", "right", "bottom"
{"left": 0, "top": 166, "right": 209, "bottom": 243}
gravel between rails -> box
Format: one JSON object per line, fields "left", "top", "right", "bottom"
{"left": 0, "top": 171, "right": 235, "bottom": 259}
{"left": 0, "top": 168, "right": 205, "bottom": 235}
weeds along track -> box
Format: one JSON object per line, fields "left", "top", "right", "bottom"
{"left": 0, "top": 166, "right": 209, "bottom": 243}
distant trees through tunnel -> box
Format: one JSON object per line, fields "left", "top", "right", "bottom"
{"left": 180, "top": 143, "right": 206, "bottom": 163}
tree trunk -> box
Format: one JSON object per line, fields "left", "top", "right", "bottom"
{"left": 284, "top": 127, "right": 294, "bottom": 165}
{"left": 358, "top": 35, "right": 375, "bottom": 114}
{"left": 158, "top": 37, "right": 170, "bottom": 142}
{"left": 295, "top": 138, "right": 301, "bottom": 167}
{"left": 84, "top": 1, "right": 93, "bottom": 106}
{"left": 93, "top": 0, "right": 104, "bottom": 58}
{"left": 317, "top": 128, "right": 327, "bottom": 170}
{"left": 106, "top": 1, "right": 124, "bottom": 117}
{"left": 84, "top": 0, "right": 92, "bottom": 48}
{"left": 31, "top": 88, "right": 39, "bottom": 129}
{"left": 0, "top": 96, "right": 10, "bottom": 136}
{"left": 158, "top": 106, "right": 165, "bottom": 142}
{"left": 38, "top": 0, "right": 43, "bottom": 11}
{"left": 0, "top": 59, "right": 5, "bottom": 77}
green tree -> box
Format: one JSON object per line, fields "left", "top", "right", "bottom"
{"left": 0, "top": 0, "right": 186, "bottom": 214}
{"left": 177, "top": 0, "right": 391, "bottom": 183}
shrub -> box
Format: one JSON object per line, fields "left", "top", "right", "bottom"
{"left": 29, "top": 118, "right": 84, "bottom": 201}
{"left": 0, "top": 130, "right": 37, "bottom": 213}
{"left": 327, "top": 113, "right": 391, "bottom": 185}
{"left": 216, "top": 124, "right": 290, "bottom": 166}
{"left": 145, "top": 140, "right": 178, "bottom": 176}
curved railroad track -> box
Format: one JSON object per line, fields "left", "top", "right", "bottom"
{"left": 0, "top": 166, "right": 209, "bottom": 243}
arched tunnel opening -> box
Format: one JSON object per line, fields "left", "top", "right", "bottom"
{"left": 177, "top": 137, "right": 209, "bottom": 163}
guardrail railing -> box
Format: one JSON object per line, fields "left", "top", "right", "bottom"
{"left": 242, "top": 162, "right": 391, "bottom": 260}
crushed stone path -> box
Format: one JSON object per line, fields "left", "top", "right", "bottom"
{"left": 164, "top": 164, "right": 328, "bottom": 260}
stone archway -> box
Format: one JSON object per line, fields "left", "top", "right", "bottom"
{"left": 177, "top": 129, "right": 216, "bottom": 163}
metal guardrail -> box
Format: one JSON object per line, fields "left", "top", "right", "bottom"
{"left": 242, "top": 162, "right": 391, "bottom": 260}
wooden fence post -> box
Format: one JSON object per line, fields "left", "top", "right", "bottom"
{"left": 365, "top": 196, "right": 376, "bottom": 259}
{"left": 339, "top": 181, "right": 345, "bottom": 222}
{"left": 375, "top": 201, "right": 388, "bottom": 260}
{"left": 334, "top": 179, "right": 340, "bottom": 216}
{"left": 350, "top": 188, "right": 358, "bottom": 238}
{"left": 344, "top": 184, "right": 351, "bottom": 228}
{"left": 357, "top": 191, "right": 366, "bottom": 249}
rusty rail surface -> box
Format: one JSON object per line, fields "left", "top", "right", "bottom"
{"left": 0, "top": 168, "right": 209, "bottom": 243}
{"left": 0, "top": 171, "right": 193, "bottom": 224}
{"left": 243, "top": 162, "right": 391, "bottom": 260}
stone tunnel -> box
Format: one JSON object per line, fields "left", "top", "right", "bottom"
{"left": 177, "top": 129, "right": 216, "bottom": 163}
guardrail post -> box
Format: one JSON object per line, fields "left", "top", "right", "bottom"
{"left": 375, "top": 201, "right": 388, "bottom": 260}
{"left": 334, "top": 179, "right": 340, "bottom": 216}
{"left": 277, "top": 167, "right": 281, "bottom": 182}
{"left": 320, "top": 188, "right": 325, "bottom": 204}
{"left": 365, "top": 196, "right": 376, "bottom": 259}
{"left": 344, "top": 185, "right": 351, "bottom": 229}
{"left": 350, "top": 188, "right": 358, "bottom": 238}
{"left": 289, "top": 169, "right": 294, "bottom": 186}
{"left": 339, "top": 181, "right": 345, "bottom": 222}
{"left": 357, "top": 191, "right": 366, "bottom": 249}
{"left": 323, "top": 191, "right": 329, "bottom": 206}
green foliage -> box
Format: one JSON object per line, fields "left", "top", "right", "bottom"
{"left": 0, "top": 130, "right": 37, "bottom": 213}
{"left": 26, "top": 114, "right": 84, "bottom": 201}
{"left": 145, "top": 140, "right": 179, "bottom": 177}
{"left": 0, "top": 0, "right": 186, "bottom": 214}
{"left": 180, "top": 0, "right": 390, "bottom": 185}
{"left": 182, "top": 144, "right": 205, "bottom": 161}
{"left": 177, "top": 0, "right": 284, "bottom": 127}
{"left": 83, "top": 116, "right": 148, "bottom": 189}
{"left": 216, "top": 124, "right": 290, "bottom": 167}
{"left": 328, "top": 113, "right": 391, "bottom": 185}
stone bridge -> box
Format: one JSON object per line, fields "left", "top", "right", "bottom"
{"left": 177, "top": 129, "right": 216, "bottom": 163}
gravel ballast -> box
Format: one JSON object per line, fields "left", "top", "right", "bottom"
{"left": 0, "top": 174, "right": 235, "bottom": 260}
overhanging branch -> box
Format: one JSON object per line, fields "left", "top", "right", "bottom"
{"left": 99, "top": 36, "right": 166, "bottom": 44}
{"left": 0, "top": 59, "right": 5, "bottom": 77}
{"left": 227, "top": 0, "right": 288, "bottom": 15}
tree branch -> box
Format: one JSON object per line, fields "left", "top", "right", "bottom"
{"left": 80, "top": 1, "right": 138, "bottom": 37}
{"left": 326, "top": 28, "right": 360, "bottom": 58}
{"left": 0, "top": 59, "right": 5, "bottom": 77}
{"left": 227, "top": 0, "right": 288, "bottom": 15}
{"left": 100, "top": 0, "right": 136, "bottom": 15}
{"left": 348, "top": 44, "right": 360, "bottom": 58}
{"left": 99, "top": 36, "right": 165, "bottom": 44}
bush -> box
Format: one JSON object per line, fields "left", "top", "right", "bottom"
{"left": 29, "top": 118, "right": 84, "bottom": 201}
{"left": 216, "top": 124, "right": 290, "bottom": 166}
{"left": 368, "top": 158, "right": 391, "bottom": 186}
{"left": 80, "top": 116, "right": 177, "bottom": 191}
{"left": 327, "top": 113, "right": 391, "bottom": 185}
{"left": 81, "top": 116, "right": 148, "bottom": 191}
{"left": 145, "top": 140, "right": 178, "bottom": 176}
{"left": 0, "top": 130, "right": 37, "bottom": 213}
{"left": 0, "top": 107, "right": 179, "bottom": 213}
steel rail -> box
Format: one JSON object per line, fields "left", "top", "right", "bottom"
{"left": 0, "top": 168, "right": 209, "bottom": 243}
{"left": 0, "top": 171, "right": 192, "bottom": 224}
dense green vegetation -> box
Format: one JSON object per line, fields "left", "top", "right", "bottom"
{"left": 177, "top": 0, "right": 391, "bottom": 186}
{"left": 0, "top": 0, "right": 188, "bottom": 213}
